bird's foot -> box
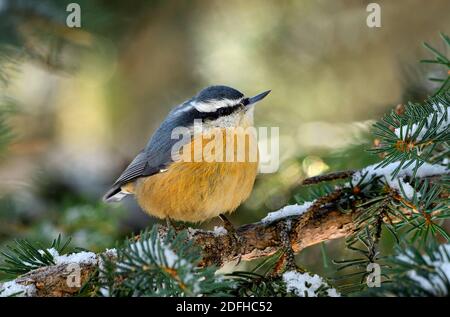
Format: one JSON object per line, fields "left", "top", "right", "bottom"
{"left": 219, "top": 214, "right": 243, "bottom": 265}
{"left": 277, "top": 220, "right": 297, "bottom": 272}
{"left": 165, "top": 218, "right": 186, "bottom": 233}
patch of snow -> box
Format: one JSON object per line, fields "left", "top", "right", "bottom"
{"left": 391, "top": 179, "right": 416, "bottom": 200}
{"left": 395, "top": 103, "right": 449, "bottom": 141}
{"left": 161, "top": 246, "right": 180, "bottom": 268}
{"left": 352, "top": 161, "right": 448, "bottom": 185}
{"left": 54, "top": 251, "right": 98, "bottom": 265}
{"left": 39, "top": 248, "right": 60, "bottom": 258}
{"left": 400, "top": 243, "right": 450, "bottom": 295}
{"left": 351, "top": 161, "right": 449, "bottom": 199}
{"left": 413, "top": 163, "right": 449, "bottom": 179}
{"left": 115, "top": 236, "right": 202, "bottom": 295}
{"left": 97, "top": 249, "right": 119, "bottom": 297}
{"left": 39, "top": 248, "right": 98, "bottom": 265}
{"left": 121, "top": 237, "right": 186, "bottom": 269}
{"left": 282, "top": 270, "right": 340, "bottom": 297}
{"left": 99, "top": 287, "right": 110, "bottom": 297}
{"left": 326, "top": 288, "right": 340, "bottom": 297}
{"left": 261, "top": 201, "right": 314, "bottom": 224}
{"left": 18, "top": 248, "right": 60, "bottom": 267}
{"left": 187, "top": 227, "right": 199, "bottom": 239}
{"left": 104, "top": 248, "right": 117, "bottom": 258}
{"left": 98, "top": 248, "right": 117, "bottom": 273}
{"left": 212, "top": 226, "right": 228, "bottom": 237}
{"left": 0, "top": 281, "right": 36, "bottom": 297}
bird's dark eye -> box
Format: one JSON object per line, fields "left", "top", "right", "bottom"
{"left": 217, "top": 103, "right": 244, "bottom": 117}
{"left": 194, "top": 103, "right": 244, "bottom": 122}
{"left": 241, "top": 98, "right": 250, "bottom": 106}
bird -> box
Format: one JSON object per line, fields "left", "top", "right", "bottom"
{"left": 103, "top": 85, "right": 270, "bottom": 229}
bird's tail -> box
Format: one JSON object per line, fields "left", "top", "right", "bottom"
{"left": 103, "top": 186, "right": 129, "bottom": 202}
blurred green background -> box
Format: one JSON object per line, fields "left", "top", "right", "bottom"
{"left": 0, "top": 0, "right": 449, "bottom": 280}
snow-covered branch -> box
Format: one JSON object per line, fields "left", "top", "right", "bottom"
{"left": 0, "top": 164, "right": 448, "bottom": 297}
{"left": 0, "top": 202, "right": 355, "bottom": 297}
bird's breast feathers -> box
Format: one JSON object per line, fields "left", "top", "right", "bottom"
{"left": 132, "top": 126, "right": 259, "bottom": 222}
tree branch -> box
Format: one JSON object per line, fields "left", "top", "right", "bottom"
{"left": 0, "top": 204, "right": 354, "bottom": 297}
{"left": 184, "top": 205, "right": 354, "bottom": 266}
{"left": 302, "top": 170, "right": 356, "bottom": 185}
{"left": 1, "top": 169, "right": 447, "bottom": 297}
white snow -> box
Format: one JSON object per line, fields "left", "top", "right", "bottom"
{"left": 326, "top": 287, "right": 341, "bottom": 297}
{"left": 399, "top": 244, "right": 450, "bottom": 295}
{"left": 395, "top": 103, "right": 449, "bottom": 141}
{"left": 351, "top": 161, "right": 449, "bottom": 199}
{"left": 37, "top": 248, "right": 98, "bottom": 265}
{"left": 104, "top": 248, "right": 117, "bottom": 258}
{"left": 97, "top": 249, "right": 119, "bottom": 297}
{"left": 161, "top": 245, "right": 180, "bottom": 268}
{"left": 39, "top": 248, "right": 60, "bottom": 258}
{"left": 1, "top": 249, "right": 98, "bottom": 297}
{"left": 212, "top": 226, "right": 228, "bottom": 236}
{"left": 352, "top": 161, "right": 448, "bottom": 185}
{"left": 98, "top": 248, "right": 117, "bottom": 271}
{"left": 0, "top": 281, "right": 36, "bottom": 297}
{"left": 54, "top": 251, "right": 98, "bottom": 265}
{"left": 114, "top": 236, "right": 202, "bottom": 295}
{"left": 17, "top": 248, "right": 61, "bottom": 267}
{"left": 120, "top": 237, "right": 186, "bottom": 269}
{"left": 282, "top": 270, "right": 340, "bottom": 297}
{"left": 261, "top": 201, "right": 314, "bottom": 224}
{"left": 99, "top": 287, "right": 110, "bottom": 297}
{"left": 187, "top": 227, "right": 199, "bottom": 239}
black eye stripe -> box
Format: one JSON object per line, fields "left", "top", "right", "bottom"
{"left": 194, "top": 104, "right": 243, "bottom": 121}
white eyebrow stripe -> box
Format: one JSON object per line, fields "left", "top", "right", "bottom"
{"left": 192, "top": 98, "right": 243, "bottom": 113}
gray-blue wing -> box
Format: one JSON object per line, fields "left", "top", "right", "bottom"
{"left": 113, "top": 150, "right": 152, "bottom": 186}
{"left": 103, "top": 143, "right": 175, "bottom": 202}
{"left": 103, "top": 101, "right": 195, "bottom": 202}
{"left": 103, "top": 150, "right": 155, "bottom": 202}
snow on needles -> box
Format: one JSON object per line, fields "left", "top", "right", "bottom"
{"left": 261, "top": 160, "right": 447, "bottom": 223}
{"left": 118, "top": 236, "right": 185, "bottom": 269}
{"left": 282, "top": 270, "right": 340, "bottom": 297}
{"left": 351, "top": 161, "right": 449, "bottom": 199}
{"left": 38, "top": 248, "right": 98, "bottom": 265}
{"left": 116, "top": 236, "right": 199, "bottom": 294}
{"left": 1, "top": 249, "right": 99, "bottom": 297}
{"left": 398, "top": 244, "right": 450, "bottom": 295}
{"left": 54, "top": 251, "right": 98, "bottom": 265}
{"left": 394, "top": 103, "right": 449, "bottom": 141}
{"left": 0, "top": 281, "right": 36, "bottom": 297}
{"left": 261, "top": 201, "right": 314, "bottom": 224}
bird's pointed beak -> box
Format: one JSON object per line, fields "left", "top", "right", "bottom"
{"left": 246, "top": 90, "right": 271, "bottom": 106}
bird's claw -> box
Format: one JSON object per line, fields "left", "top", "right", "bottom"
{"left": 219, "top": 214, "right": 243, "bottom": 266}
{"left": 165, "top": 218, "right": 186, "bottom": 233}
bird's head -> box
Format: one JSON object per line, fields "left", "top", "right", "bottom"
{"left": 172, "top": 85, "right": 270, "bottom": 129}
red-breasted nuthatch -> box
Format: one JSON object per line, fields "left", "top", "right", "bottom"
{"left": 103, "top": 85, "right": 270, "bottom": 225}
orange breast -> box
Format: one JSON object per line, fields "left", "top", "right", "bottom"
{"left": 133, "top": 127, "right": 258, "bottom": 222}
